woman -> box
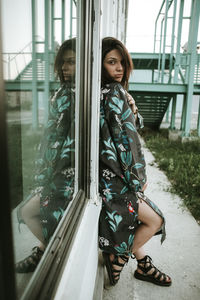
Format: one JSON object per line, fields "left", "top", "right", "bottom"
{"left": 15, "top": 38, "right": 76, "bottom": 273}
{"left": 99, "top": 37, "right": 172, "bottom": 286}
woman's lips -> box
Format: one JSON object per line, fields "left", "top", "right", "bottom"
{"left": 114, "top": 75, "right": 123, "bottom": 81}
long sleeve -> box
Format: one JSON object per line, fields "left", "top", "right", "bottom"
{"left": 101, "top": 83, "right": 147, "bottom": 192}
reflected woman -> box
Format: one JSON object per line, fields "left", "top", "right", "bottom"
{"left": 99, "top": 37, "right": 172, "bottom": 287}
{"left": 15, "top": 38, "right": 76, "bottom": 273}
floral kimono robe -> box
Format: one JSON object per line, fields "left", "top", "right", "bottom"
{"left": 99, "top": 83, "right": 165, "bottom": 256}
{"left": 19, "top": 83, "right": 75, "bottom": 242}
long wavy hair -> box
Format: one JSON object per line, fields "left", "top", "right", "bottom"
{"left": 54, "top": 38, "right": 76, "bottom": 84}
{"left": 101, "top": 37, "right": 133, "bottom": 89}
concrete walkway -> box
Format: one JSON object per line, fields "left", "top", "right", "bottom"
{"left": 103, "top": 141, "right": 200, "bottom": 300}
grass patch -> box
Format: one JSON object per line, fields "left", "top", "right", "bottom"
{"left": 140, "top": 128, "right": 200, "bottom": 223}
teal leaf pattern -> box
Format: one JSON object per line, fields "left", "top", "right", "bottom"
{"left": 128, "top": 234, "right": 134, "bottom": 247}
{"left": 101, "top": 138, "right": 117, "bottom": 161}
{"left": 120, "top": 186, "right": 128, "bottom": 194}
{"left": 108, "top": 96, "right": 124, "bottom": 114}
{"left": 120, "top": 151, "right": 132, "bottom": 166}
{"left": 45, "top": 148, "right": 57, "bottom": 161}
{"left": 53, "top": 207, "right": 64, "bottom": 221}
{"left": 57, "top": 95, "right": 70, "bottom": 112}
{"left": 114, "top": 242, "right": 128, "bottom": 254}
{"left": 100, "top": 117, "right": 104, "bottom": 128}
{"left": 106, "top": 210, "right": 122, "bottom": 232}
{"left": 133, "top": 163, "right": 144, "bottom": 169}
{"left": 124, "top": 122, "right": 136, "bottom": 132}
{"left": 61, "top": 136, "right": 75, "bottom": 159}
{"left": 121, "top": 108, "right": 131, "bottom": 121}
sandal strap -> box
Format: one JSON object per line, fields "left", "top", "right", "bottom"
{"left": 120, "top": 255, "right": 129, "bottom": 263}
{"left": 102, "top": 252, "right": 130, "bottom": 285}
{"left": 137, "top": 255, "right": 170, "bottom": 283}
{"left": 112, "top": 257, "right": 125, "bottom": 268}
{"left": 16, "top": 246, "right": 44, "bottom": 273}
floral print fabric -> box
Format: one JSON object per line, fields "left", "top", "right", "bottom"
{"left": 99, "top": 83, "right": 165, "bottom": 256}
{"left": 28, "top": 83, "right": 75, "bottom": 242}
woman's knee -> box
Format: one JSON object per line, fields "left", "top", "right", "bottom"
{"left": 21, "top": 194, "right": 40, "bottom": 220}
{"left": 138, "top": 199, "right": 163, "bottom": 230}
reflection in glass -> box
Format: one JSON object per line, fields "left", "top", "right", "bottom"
{"left": 2, "top": 0, "right": 78, "bottom": 296}
{"left": 14, "top": 38, "right": 76, "bottom": 276}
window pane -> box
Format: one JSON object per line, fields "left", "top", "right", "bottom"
{"left": 2, "top": 0, "right": 77, "bottom": 297}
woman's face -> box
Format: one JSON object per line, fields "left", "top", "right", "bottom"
{"left": 103, "top": 49, "right": 124, "bottom": 83}
{"left": 62, "top": 49, "right": 76, "bottom": 82}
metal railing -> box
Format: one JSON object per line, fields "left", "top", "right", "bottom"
{"left": 2, "top": 42, "right": 32, "bottom": 80}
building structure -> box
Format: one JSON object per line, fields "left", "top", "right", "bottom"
{"left": 0, "top": 1, "right": 199, "bottom": 299}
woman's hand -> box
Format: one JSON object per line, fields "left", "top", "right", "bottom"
{"left": 142, "top": 182, "right": 148, "bottom": 192}
{"left": 126, "top": 92, "right": 138, "bottom": 115}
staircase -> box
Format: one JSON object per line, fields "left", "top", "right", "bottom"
{"left": 15, "top": 56, "right": 55, "bottom": 81}
{"left": 128, "top": 53, "right": 173, "bottom": 129}
{"left": 129, "top": 91, "right": 172, "bottom": 129}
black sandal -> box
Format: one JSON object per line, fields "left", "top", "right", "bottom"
{"left": 15, "top": 246, "right": 44, "bottom": 273}
{"left": 102, "top": 252, "right": 129, "bottom": 285}
{"left": 134, "top": 255, "right": 172, "bottom": 287}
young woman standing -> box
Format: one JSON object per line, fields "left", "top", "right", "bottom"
{"left": 99, "top": 37, "right": 172, "bottom": 287}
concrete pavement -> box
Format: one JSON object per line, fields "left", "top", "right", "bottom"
{"left": 103, "top": 141, "right": 200, "bottom": 300}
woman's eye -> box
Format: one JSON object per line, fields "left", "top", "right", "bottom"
{"left": 108, "top": 60, "right": 115, "bottom": 65}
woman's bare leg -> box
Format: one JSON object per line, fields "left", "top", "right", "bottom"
{"left": 21, "top": 194, "right": 45, "bottom": 247}
{"left": 132, "top": 199, "right": 171, "bottom": 283}
{"left": 132, "top": 199, "right": 163, "bottom": 255}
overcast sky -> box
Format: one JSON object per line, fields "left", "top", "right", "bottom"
{"left": 1, "top": 0, "right": 199, "bottom": 53}
{"left": 126, "top": 0, "right": 199, "bottom": 53}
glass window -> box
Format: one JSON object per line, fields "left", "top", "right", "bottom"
{"left": 2, "top": 0, "right": 79, "bottom": 298}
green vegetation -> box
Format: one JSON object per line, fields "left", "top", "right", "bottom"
{"left": 140, "top": 128, "right": 200, "bottom": 223}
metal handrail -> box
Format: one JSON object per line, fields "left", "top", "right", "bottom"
{"left": 2, "top": 36, "right": 45, "bottom": 80}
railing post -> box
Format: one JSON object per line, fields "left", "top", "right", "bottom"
{"left": 158, "top": 19, "right": 164, "bottom": 82}
{"left": 168, "top": 0, "right": 177, "bottom": 83}
{"left": 51, "top": 0, "right": 55, "bottom": 81}
{"left": 44, "top": 0, "right": 50, "bottom": 125}
{"left": 170, "top": 95, "right": 177, "bottom": 129}
{"left": 184, "top": 0, "right": 200, "bottom": 136}
{"left": 32, "top": 0, "right": 38, "bottom": 129}
{"left": 161, "top": 0, "right": 169, "bottom": 83}
{"left": 51, "top": 0, "right": 55, "bottom": 54}
{"left": 70, "top": 0, "right": 73, "bottom": 38}
{"left": 197, "top": 97, "right": 200, "bottom": 137}
{"left": 165, "top": 105, "right": 170, "bottom": 123}
{"left": 62, "top": 0, "right": 65, "bottom": 42}
{"left": 174, "top": 0, "right": 184, "bottom": 83}
{"left": 180, "top": 95, "right": 186, "bottom": 131}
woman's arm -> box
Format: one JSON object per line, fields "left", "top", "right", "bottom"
{"left": 125, "top": 91, "right": 144, "bottom": 129}
{"left": 104, "top": 83, "right": 147, "bottom": 192}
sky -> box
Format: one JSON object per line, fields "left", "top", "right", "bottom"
{"left": 126, "top": 0, "right": 200, "bottom": 53}
{"left": 126, "top": 0, "right": 162, "bottom": 52}
{"left": 1, "top": 0, "right": 199, "bottom": 54}
{"left": 1, "top": 0, "right": 32, "bottom": 52}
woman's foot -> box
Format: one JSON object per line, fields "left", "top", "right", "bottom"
{"left": 15, "top": 246, "right": 44, "bottom": 273}
{"left": 134, "top": 255, "right": 172, "bottom": 286}
{"left": 102, "top": 252, "right": 129, "bottom": 285}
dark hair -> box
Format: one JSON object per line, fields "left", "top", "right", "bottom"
{"left": 101, "top": 37, "right": 133, "bottom": 89}
{"left": 54, "top": 38, "right": 76, "bottom": 83}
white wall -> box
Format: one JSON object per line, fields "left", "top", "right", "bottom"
{"left": 101, "top": 0, "right": 127, "bottom": 42}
